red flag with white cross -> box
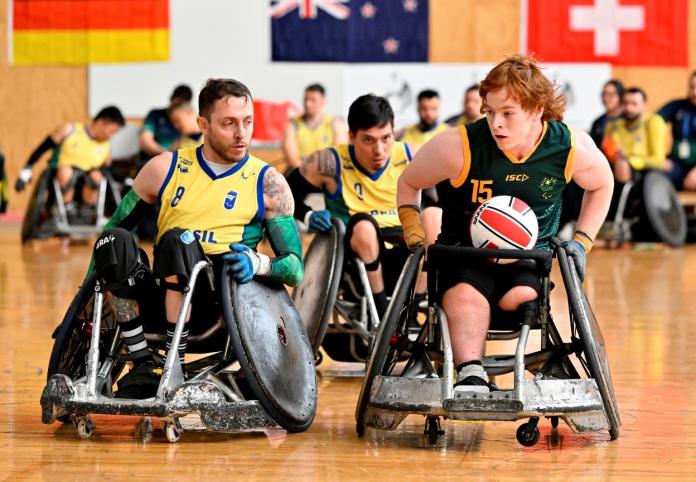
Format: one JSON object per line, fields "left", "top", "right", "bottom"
{"left": 525, "top": 0, "right": 688, "bottom": 66}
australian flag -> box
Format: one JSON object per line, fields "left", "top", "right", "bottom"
{"left": 271, "top": 0, "right": 428, "bottom": 62}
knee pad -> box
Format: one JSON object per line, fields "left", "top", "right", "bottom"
{"left": 94, "top": 227, "right": 151, "bottom": 299}
{"left": 83, "top": 171, "right": 101, "bottom": 190}
{"left": 153, "top": 228, "right": 207, "bottom": 291}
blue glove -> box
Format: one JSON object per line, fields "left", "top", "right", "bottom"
{"left": 224, "top": 243, "right": 256, "bottom": 284}
{"left": 561, "top": 239, "right": 587, "bottom": 281}
{"left": 307, "top": 210, "right": 332, "bottom": 233}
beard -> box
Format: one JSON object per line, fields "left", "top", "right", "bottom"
{"left": 207, "top": 134, "right": 247, "bottom": 163}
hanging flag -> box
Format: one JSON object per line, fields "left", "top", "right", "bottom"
{"left": 525, "top": 0, "right": 688, "bottom": 66}
{"left": 271, "top": 0, "right": 428, "bottom": 62}
{"left": 12, "top": 0, "right": 170, "bottom": 65}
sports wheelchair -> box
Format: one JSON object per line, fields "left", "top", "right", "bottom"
{"left": 355, "top": 242, "right": 621, "bottom": 447}
{"left": 292, "top": 220, "right": 413, "bottom": 365}
{"left": 21, "top": 167, "right": 122, "bottom": 243}
{"left": 41, "top": 261, "right": 317, "bottom": 442}
{"left": 599, "top": 170, "right": 686, "bottom": 247}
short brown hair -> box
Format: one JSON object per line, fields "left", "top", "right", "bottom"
{"left": 198, "top": 78, "right": 253, "bottom": 119}
{"left": 479, "top": 55, "right": 566, "bottom": 122}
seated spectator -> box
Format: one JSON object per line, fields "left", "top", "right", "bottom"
{"left": 657, "top": 70, "right": 696, "bottom": 190}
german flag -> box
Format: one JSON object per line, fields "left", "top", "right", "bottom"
{"left": 12, "top": 0, "right": 169, "bottom": 65}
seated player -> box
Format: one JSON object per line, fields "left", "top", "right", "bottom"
{"left": 288, "top": 94, "right": 413, "bottom": 318}
{"left": 600, "top": 87, "right": 668, "bottom": 227}
{"left": 282, "top": 83, "right": 348, "bottom": 172}
{"left": 445, "top": 84, "right": 484, "bottom": 127}
{"left": 398, "top": 89, "right": 448, "bottom": 148}
{"left": 169, "top": 102, "right": 204, "bottom": 150}
{"left": 397, "top": 55, "right": 613, "bottom": 394}
{"left": 15, "top": 106, "right": 125, "bottom": 216}
{"left": 90, "top": 78, "right": 303, "bottom": 398}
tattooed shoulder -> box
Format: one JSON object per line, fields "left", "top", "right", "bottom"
{"left": 263, "top": 167, "right": 294, "bottom": 217}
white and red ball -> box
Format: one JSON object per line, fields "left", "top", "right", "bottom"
{"left": 470, "top": 195, "right": 538, "bottom": 264}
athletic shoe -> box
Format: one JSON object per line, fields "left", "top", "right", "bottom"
{"left": 453, "top": 363, "right": 491, "bottom": 394}
{"left": 115, "top": 360, "right": 162, "bottom": 399}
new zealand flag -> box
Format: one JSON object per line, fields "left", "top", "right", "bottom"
{"left": 271, "top": 0, "right": 428, "bottom": 62}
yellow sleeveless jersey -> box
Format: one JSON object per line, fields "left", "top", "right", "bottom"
{"left": 293, "top": 114, "right": 334, "bottom": 158}
{"left": 157, "top": 145, "right": 270, "bottom": 255}
{"left": 399, "top": 123, "right": 448, "bottom": 146}
{"left": 178, "top": 132, "right": 204, "bottom": 149}
{"left": 325, "top": 142, "right": 412, "bottom": 228}
{"left": 49, "top": 122, "right": 110, "bottom": 171}
{"left": 603, "top": 114, "right": 667, "bottom": 171}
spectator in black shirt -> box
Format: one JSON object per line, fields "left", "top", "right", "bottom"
{"left": 657, "top": 71, "right": 696, "bottom": 190}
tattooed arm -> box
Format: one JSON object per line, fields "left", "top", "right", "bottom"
{"left": 298, "top": 148, "right": 338, "bottom": 192}
{"left": 259, "top": 167, "right": 304, "bottom": 286}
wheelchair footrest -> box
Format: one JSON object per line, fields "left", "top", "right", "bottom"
{"left": 41, "top": 374, "right": 276, "bottom": 433}
{"left": 444, "top": 392, "right": 524, "bottom": 414}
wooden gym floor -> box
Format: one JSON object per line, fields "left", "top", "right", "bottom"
{"left": 0, "top": 223, "right": 694, "bottom": 481}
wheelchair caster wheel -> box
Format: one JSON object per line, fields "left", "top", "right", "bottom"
{"left": 424, "top": 416, "right": 443, "bottom": 445}
{"left": 314, "top": 351, "right": 323, "bottom": 366}
{"left": 164, "top": 422, "right": 181, "bottom": 443}
{"left": 135, "top": 416, "right": 153, "bottom": 441}
{"left": 516, "top": 422, "right": 540, "bottom": 447}
{"left": 550, "top": 416, "right": 559, "bottom": 429}
{"left": 74, "top": 415, "right": 94, "bottom": 439}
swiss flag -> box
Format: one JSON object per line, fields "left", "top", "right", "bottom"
{"left": 526, "top": 0, "right": 688, "bottom": 66}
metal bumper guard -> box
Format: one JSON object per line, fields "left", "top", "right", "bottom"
{"left": 363, "top": 375, "right": 609, "bottom": 434}
{"left": 41, "top": 374, "right": 276, "bottom": 432}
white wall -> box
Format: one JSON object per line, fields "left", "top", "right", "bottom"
{"left": 89, "top": 0, "right": 610, "bottom": 131}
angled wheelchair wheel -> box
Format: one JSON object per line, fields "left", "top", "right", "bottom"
{"left": 47, "top": 275, "right": 124, "bottom": 420}
{"left": 355, "top": 248, "right": 424, "bottom": 436}
{"left": 222, "top": 272, "right": 317, "bottom": 433}
{"left": 291, "top": 220, "right": 345, "bottom": 355}
{"left": 21, "top": 169, "right": 53, "bottom": 243}
{"left": 102, "top": 169, "right": 123, "bottom": 214}
{"left": 557, "top": 248, "right": 621, "bottom": 440}
{"left": 640, "top": 171, "right": 687, "bottom": 247}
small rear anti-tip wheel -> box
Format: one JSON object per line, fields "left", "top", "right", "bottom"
{"left": 74, "top": 415, "right": 94, "bottom": 439}
{"left": 516, "top": 422, "right": 540, "bottom": 447}
{"left": 164, "top": 421, "right": 181, "bottom": 443}
{"left": 425, "top": 416, "right": 443, "bottom": 445}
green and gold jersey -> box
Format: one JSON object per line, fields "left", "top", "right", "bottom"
{"left": 157, "top": 145, "right": 270, "bottom": 255}
{"left": 324, "top": 142, "right": 412, "bottom": 228}
{"left": 439, "top": 118, "right": 574, "bottom": 248}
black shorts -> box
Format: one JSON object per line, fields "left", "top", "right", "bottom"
{"left": 436, "top": 254, "right": 542, "bottom": 307}
{"left": 344, "top": 214, "right": 410, "bottom": 295}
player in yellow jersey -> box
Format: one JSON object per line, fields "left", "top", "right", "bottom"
{"left": 168, "top": 102, "right": 204, "bottom": 150}
{"left": 15, "top": 106, "right": 125, "bottom": 213}
{"left": 282, "top": 84, "right": 348, "bottom": 171}
{"left": 288, "top": 94, "right": 413, "bottom": 317}
{"left": 445, "top": 84, "right": 484, "bottom": 127}
{"left": 88, "top": 79, "right": 303, "bottom": 398}
{"left": 398, "top": 89, "right": 448, "bottom": 148}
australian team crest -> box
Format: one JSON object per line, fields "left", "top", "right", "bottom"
{"left": 224, "top": 191, "right": 238, "bottom": 210}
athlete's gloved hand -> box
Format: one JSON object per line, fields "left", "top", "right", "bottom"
{"left": 305, "top": 210, "right": 332, "bottom": 233}
{"left": 398, "top": 205, "right": 426, "bottom": 251}
{"left": 224, "top": 243, "right": 259, "bottom": 284}
{"left": 15, "top": 167, "right": 32, "bottom": 192}
{"left": 561, "top": 239, "right": 587, "bottom": 282}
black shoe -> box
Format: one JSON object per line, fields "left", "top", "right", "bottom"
{"left": 454, "top": 375, "right": 491, "bottom": 394}
{"left": 115, "top": 360, "right": 162, "bottom": 399}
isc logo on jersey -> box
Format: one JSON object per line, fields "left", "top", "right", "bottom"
{"left": 505, "top": 174, "right": 529, "bottom": 182}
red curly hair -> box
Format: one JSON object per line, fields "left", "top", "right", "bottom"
{"left": 479, "top": 54, "right": 566, "bottom": 122}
